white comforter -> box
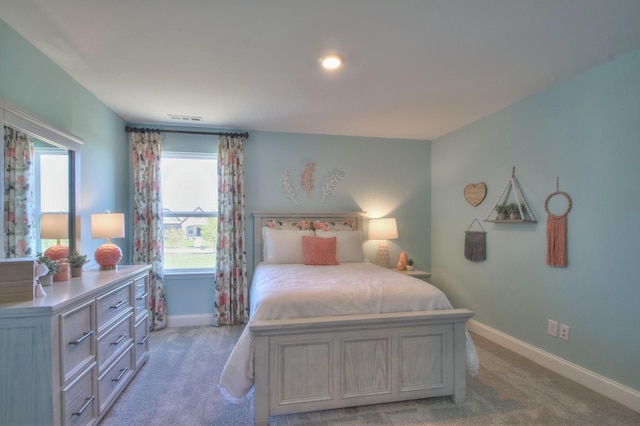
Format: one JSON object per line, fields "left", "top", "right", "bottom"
{"left": 219, "top": 262, "right": 479, "bottom": 401}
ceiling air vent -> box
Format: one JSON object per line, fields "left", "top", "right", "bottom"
{"left": 168, "top": 114, "right": 203, "bottom": 122}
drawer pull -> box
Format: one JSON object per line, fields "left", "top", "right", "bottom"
{"left": 110, "top": 300, "right": 127, "bottom": 310}
{"left": 72, "top": 395, "right": 95, "bottom": 416}
{"left": 138, "top": 335, "right": 149, "bottom": 345}
{"left": 111, "top": 333, "right": 128, "bottom": 346}
{"left": 69, "top": 331, "right": 93, "bottom": 345}
{"left": 136, "top": 292, "right": 149, "bottom": 301}
{"left": 112, "top": 368, "right": 128, "bottom": 382}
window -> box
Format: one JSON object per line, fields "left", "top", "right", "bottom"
{"left": 161, "top": 152, "right": 217, "bottom": 270}
{"left": 35, "top": 146, "right": 69, "bottom": 253}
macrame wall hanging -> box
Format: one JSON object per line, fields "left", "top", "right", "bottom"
{"left": 545, "top": 177, "right": 572, "bottom": 267}
{"left": 464, "top": 219, "right": 487, "bottom": 262}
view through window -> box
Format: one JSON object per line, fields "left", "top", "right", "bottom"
{"left": 161, "top": 152, "right": 217, "bottom": 270}
{"left": 37, "top": 148, "right": 69, "bottom": 253}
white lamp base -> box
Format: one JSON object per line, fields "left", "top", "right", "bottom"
{"left": 375, "top": 241, "right": 391, "bottom": 268}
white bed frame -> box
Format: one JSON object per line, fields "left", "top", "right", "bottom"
{"left": 250, "top": 211, "right": 473, "bottom": 426}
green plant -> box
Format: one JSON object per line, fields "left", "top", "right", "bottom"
{"left": 494, "top": 204, "right": 509, "bottom": 215}
{"left": 407, "top": 258, "right": 414, "bottom": 266}
{"left": 36, "top": 252, "right": 61, "bottom": 276}
{"left": 507, "top": 203, "right": 522, "bottom": 215}
{"left": 67, "top": 251, "right": 89, "bottom": 267}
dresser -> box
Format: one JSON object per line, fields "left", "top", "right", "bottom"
{"left": 0, "top": 264, "right": 151, "bottom": 426}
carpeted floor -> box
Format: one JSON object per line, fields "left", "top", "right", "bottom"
{"left": 99, "top": 325, "right": 640, "bottom": 425}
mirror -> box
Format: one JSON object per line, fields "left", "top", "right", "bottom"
{"left": 1, "top": 100, "right": 82, "bottom": 259}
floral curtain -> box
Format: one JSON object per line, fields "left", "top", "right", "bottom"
{"left": 4, "top": 126, "right": 35, "bottom": 258}
{"left": 213, "top": 135, "right": 248, "bottom": 326}
{"left": 131, "top": 130, "right": 166, "bottom": 330}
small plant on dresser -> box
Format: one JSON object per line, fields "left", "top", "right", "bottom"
{"left": 67, "top": 251, "right": 89, "bottom": 277}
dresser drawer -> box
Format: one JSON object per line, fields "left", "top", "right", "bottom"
{"left": 134, "top": 314, "right": 150, "bottom": 368}
{"left": 61, "top": 363, "right": 97, "bottom": 426}
{"left": 133, "top": 275, "right": 149, "bottom": 319}
{"left": 97, "top": 311, "right": 133, "bottom": 373}
{"left": 60, "top": 300, "right": 95, "bottom": 384}
{"left": 98, "top": 346, "right": 134, "bottom": 414}
{"left": 96, "top": 283, "right": 132, "bottom": 333}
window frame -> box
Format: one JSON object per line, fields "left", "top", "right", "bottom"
{"left": 161, "top": 151, "right": 218, "bottom": 273}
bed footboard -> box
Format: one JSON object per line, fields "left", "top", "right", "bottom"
{"left": 251, "top": 309, "right": 473, "bottom": 426}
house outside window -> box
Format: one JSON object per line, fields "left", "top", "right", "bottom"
{"left": 161, "top": 152, "right": 217, "bottom": 271}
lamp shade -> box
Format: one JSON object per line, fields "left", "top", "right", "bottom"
{"left": 40, "top": 213, "right": 69, "bottom": 240}
{"left": 91, "top": 212, "right": 125, "bottom": 240}
{"left": 368, "top": 217, "right": 398, "bottom": 240}
{"left": 41, "top": 213, "right": 69, "bottom": 262}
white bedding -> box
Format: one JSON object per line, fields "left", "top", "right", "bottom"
{"left": 218, "top": 262, "right": 479, "bottom": 402}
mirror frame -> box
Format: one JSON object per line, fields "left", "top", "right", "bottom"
{"left": 1, "top": 99, "right": 82, "bottom": 258}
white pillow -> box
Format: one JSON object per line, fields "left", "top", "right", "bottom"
{"left": 262, "top": 227, "right": 314, "bottom": 264}
{"left": 314, "top": 230, "right": 365, "bottom": 263}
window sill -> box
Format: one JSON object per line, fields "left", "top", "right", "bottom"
{"left": 164, "top": 269, "right": 216, "bottom": 279}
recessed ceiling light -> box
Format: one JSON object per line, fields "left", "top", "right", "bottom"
{"left": 320, "top": 54, "right": 344, "bottom": 70}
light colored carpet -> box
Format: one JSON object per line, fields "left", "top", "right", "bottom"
{"left": 99, "top": 325, "right": 640, "bottom": 425}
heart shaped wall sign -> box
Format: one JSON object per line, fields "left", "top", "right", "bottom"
{"left": 464, "top": 183, "right": 487, "bottom": 207}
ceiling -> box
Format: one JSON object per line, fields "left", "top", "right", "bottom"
{"left": 2, "top": 1, "right": 640, "bottom": 140}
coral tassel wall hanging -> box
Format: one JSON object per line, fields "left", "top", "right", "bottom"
{"left": 545, "top": 177, "right": 572, "bottom": 267}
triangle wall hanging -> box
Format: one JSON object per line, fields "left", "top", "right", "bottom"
{"left": 484, "top": 167, "right": 537, "bottom": 223}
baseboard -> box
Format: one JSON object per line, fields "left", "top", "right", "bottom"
{"left": 167, "top": 313, "right": 213, "bottom": 327}
{"left": 467, "top": 319, "right": 640, "bottom": 413}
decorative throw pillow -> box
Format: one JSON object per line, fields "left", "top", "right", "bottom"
{"left": 313, "top": 220, "right": 355, "bottom": 231}
{"left": 302, "top": 236, "right": 339, "bottom": 265}
{"left": 262, "top": 228, "right": 314, "bottom": 264}
{"left": 314, "top": 230, "right": 365, "bottom": 263}
{"left": 266, "top": 219, "right": 311, "bottom": 230}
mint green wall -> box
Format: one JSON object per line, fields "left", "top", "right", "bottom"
{"left": 1, "top": 20, "right": 129, "bottom": 263}
{"left": 244, "top": 131, "right": 430, "bottom": 272}
{"left": 431, "top": 49, "right": 640, "bottom": 392}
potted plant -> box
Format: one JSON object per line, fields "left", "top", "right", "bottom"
{"left": 507, "top": 203, "right": 522, "bottom": 220}
{"left": 36, "top": 252, "right": 61, "bottom": 286}
{"left": 406, "top": 258, "right": 415, "bottom": 271}
{"left": 494, "top": 204, "right": 509, "bottom": 220}
{"left": 67, "top": 251, "right": 89, "bottom": 277}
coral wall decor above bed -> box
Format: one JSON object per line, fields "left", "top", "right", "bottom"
{"left": 280, "top": 162, "right": 345, "bottom": 204}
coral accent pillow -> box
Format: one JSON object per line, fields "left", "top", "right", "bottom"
{"left": 302, "top": 236, "right": 340, "bottom": 265}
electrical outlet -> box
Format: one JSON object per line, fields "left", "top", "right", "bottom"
{"left": 559, "top": 324, "right": 570, "bottom": 341}
{"left": 548, "top": 320, "right": 558, "bottom": 337}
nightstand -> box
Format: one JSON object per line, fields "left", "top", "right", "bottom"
{"left": 396, "top": 269, "right": 431, "bottom": 282}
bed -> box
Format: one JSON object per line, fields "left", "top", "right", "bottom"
{"left": 218, "top": 211, "right": 478, "bottom": 426}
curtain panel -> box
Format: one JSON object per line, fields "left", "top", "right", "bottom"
{"left": 214, "top": 135, "right": 248, "bottom": 326}
{"left": 3, "top": 126, "right": 35, "bottom": 258}
{"left": 131, "top": 130, "right": 167, "bottom": 330}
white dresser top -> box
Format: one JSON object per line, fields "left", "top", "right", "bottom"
{"left": 0, "top": 264, "right": 151, "bottom": 316}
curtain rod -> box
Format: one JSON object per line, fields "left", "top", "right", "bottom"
{"left": 125, "top": 125, "right": 249, "bottom": 139}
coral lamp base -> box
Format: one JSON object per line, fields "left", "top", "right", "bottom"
{"left": 95, "top": 243, "right": 123, "bottom": 270}
{"left": 44, "top": 244, "right": 69, "bottom": 261}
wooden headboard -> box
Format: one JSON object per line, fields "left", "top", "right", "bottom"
{"left": 252, "top": 211, "right": 365, "bottom": 268}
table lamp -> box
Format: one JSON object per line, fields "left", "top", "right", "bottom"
{"left": 91, "top": 211, "right": 125, "bottom": 270}
{"left": 368, "top": 217, "right": 398, "bottom": 268}
{"left": 40, "top": 213, "right": 69, "bottom": 261}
